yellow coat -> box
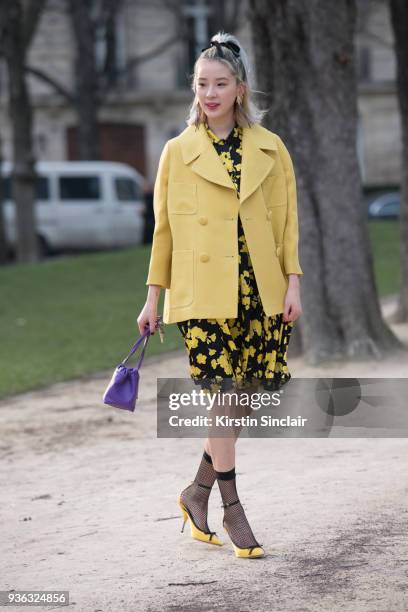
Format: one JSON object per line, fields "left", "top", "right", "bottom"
{"left": 145, "top": 121, "right": 303, "bottom": 324}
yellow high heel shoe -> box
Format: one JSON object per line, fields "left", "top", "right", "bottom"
{"left": 222, "top": 500, "right": 265, "bottom": 558}
{"left": 178, "top": 489, "right": 223, "bottom": 546}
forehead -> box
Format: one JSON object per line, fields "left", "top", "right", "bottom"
{"left": 196, "top": 58, "right": 232, "bottom": 80}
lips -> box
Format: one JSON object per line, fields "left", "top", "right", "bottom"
{"left": 206, "top": 103, "right": 219, "bottom": 109}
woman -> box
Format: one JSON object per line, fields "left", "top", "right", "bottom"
{"left": 138, "top": 31, "right": 303, "bottom": 559}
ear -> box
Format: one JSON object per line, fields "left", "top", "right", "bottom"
{"left": 238, "top": 82, "right": 246, "bottom": 98}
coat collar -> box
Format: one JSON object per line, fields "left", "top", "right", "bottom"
{"left": 177, "top": 121, "right": 278, "bottom": 207}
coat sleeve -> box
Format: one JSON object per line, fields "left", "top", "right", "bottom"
{"left": 275, "top": 135, "right": 303, "bottom": 277}
{"left": 145, "top": 141, "right": 172, "bottom": 288}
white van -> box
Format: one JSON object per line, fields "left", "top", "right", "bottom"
{"left": 1, "top": 161, "right": 146, "bottom": 256}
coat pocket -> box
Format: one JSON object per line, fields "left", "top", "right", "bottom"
{"left": 261, "top": 174, "right": 287, "bottom": 207}
{"left": 170, "top": 250, "right": 194, "bottom": 307}
{"left": 168, "top": 182, "right": 197, "bottom": 214}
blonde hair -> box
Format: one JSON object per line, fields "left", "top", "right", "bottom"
{"left": 186, "top": 30, "right": 269, "bottom": 128}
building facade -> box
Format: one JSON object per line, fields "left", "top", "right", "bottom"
{"left": 0, "top": 0, "right": 401, "bottom": 189}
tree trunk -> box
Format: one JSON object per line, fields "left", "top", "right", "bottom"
{"left": 248, "top": 0, "right": 404, "bottom": 364}
{"left": 3, "top": 2, "right": 39, "bottom": 263}
{"left": 69, "top": 0, "right": 100, "bottom": 160}
{"left": 0, "top": 137, "right": 9, "bottom": 264}
{"left": 389, "top": 0, "right": 408, "bottom": 322}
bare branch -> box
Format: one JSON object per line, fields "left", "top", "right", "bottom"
{"left": 22, "top": 0, "right": 48, "bottom": 49}
{"left": 24, "top": 64, "right": 76, "bottom": 102}
{"left": 97, "top": 33, "right": 181, "bottom": 94}
{"left": 124, "top": 33, "right": 181, "bottom": 67}
{"left": 358, "top": 27, "right": 394, "bottom": 49}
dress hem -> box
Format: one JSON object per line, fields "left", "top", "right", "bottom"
{"left": 190, "top": 373, "right": 292, "bottom": 393}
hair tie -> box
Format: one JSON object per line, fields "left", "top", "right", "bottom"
{"left": 201, "top": 40, "right": 241, "bottom": 58}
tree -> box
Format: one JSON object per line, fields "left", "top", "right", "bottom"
{"left": 248, "top": 0, "right": 404, "bottom": 364}
{"left": 24, "top": 0, "right": 183, "bottom": 160}
{"left": 68, "top": 0, "right": 101, "bottom": 160}
{"left": 0, "top": 0, "right": 46, "bottom": 263}
{"left": 389, "top": 0, "right": 408, "bottom": 322}
{"left": 0, "top": 136, "right": 8, "bottom": 264}
{"left": 24, "top": 0, "right": 243, "bottom": 160}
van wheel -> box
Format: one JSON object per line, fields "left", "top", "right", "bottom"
{"left": 37, "top": 235, "right": 49, "bottom": 259}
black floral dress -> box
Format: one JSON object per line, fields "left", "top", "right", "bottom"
{"left": 177, "top": 120, "right": 294, "bottom": 394}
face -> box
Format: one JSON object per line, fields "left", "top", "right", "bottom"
{"left": 195, "top": 58, "right": 245, "bottom": 123}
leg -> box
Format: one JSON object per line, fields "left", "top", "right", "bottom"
{"left": 205, "top": 385, "right": 238, "bottom": 471}
{"left": 179, "top": 447, "right": 217, "bottom": 534}
{"left": 215, "top": 465, "right": 263, "bottom": 555}
{"left": 205, "top": 383, "right": 256, "bottom": 468}
{"left": 229, "top": 384, "right": 256, "bottom": 442}
{"left": 206, "top": 436, "right": 235, "bottom": 472}
{"left": 178, "top": 385, "right": 236, "bottom": 536}
{"left": 207, "top": 384, "right": 264, "bottom": 556}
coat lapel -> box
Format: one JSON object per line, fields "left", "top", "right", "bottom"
{"left": 179, "top": 121, "right": 278, "bottom": 207}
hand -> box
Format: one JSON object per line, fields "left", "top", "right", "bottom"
{"left": 283, "top": 284, "right": 302, "bottom": 322}
{"left": 137, "top": 302, "right": 160, "bottom": 336}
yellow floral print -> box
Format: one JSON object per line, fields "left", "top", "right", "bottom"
{"left": 177, "top": 120, "right": 294, "bottom": 392}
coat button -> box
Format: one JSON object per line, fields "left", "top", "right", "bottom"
{"left": 266, "top": 210, "right": 273, "bottom": 220}
{"left": 200, "top": 253, "right": 210, "bottom": 263}
{"left": 198, "top": 216, "right": 208, "bottom": 225}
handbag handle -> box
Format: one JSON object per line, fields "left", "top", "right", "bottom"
{"left": 121, "top": 328, "right": 150, "bottom": 368}
{"left": 121, "top": 315, "right": 163, "bottom": 368}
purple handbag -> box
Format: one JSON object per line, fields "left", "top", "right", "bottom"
{"left": 102, "top": 324, "right": 154, "bottom": 412}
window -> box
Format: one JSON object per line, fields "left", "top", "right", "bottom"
{"left": 115, "top": 177, "right": 142, "bottom": 201}
{"left": 1, "top": 176, "right": 49, "bottom": 201}
{"left": 380, "top": 200, "right": 399, "bottom": 216}
{"left": 59, "top": 176, "right": 101, "bottom": 200}
{"left": 37, "top": 177, "right": 49, "bottom": 200}
{"left": 177, "top": 0, "right": 214, "bottom": 87}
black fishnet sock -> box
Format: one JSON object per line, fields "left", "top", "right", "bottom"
{"left": 215, "top": 467, "right": 261, "bottom": 549}
{"left": 180, "top": 450, "right": 216, "bottom": 533}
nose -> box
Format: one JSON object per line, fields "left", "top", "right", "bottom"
{"left": 206, "top": 85, "right": 217, "bottom": 98}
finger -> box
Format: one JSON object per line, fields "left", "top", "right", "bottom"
{"left": 291, "top": 309, "right": 300, "bottom": 322}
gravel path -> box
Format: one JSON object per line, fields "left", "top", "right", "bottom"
{"left": 1, "top": 297, "right": 407, "bottom": 612}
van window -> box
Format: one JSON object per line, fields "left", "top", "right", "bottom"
{"left": 59, "top": 176, "right": 100, "bottom": 200}
{"left": 115, "top": 177, "right": 142, "bottom": 201}
{"left": 1, "top": 176, "right": 49, "bottom": 200}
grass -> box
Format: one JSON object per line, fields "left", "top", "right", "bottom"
{"left": 0, "top": 245, "right": 184, "bottom": 399}
{"left": 368, "top": 219, "right": 401, "bottom": 296}
{"left": 0, "top": 219, "right": 401, "bottom": 399}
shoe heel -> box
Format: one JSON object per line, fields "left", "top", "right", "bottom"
{"left": 178, "top": 499, "right": 188, "bottom": 533}
{"left": 178, "top": 496, "right": 223, "bottom": 546}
